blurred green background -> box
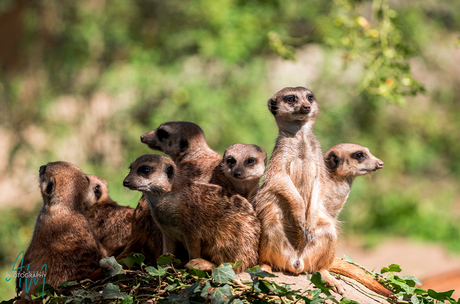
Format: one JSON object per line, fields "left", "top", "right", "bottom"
{"left": 1, "top": 0, "right": 459, "bottom": 299}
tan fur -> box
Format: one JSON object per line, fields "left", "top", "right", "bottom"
{"left": 324, "top": 143, "right": 384, "bottom": 218}
{"left": 17, "top": 162, "right": 107, "bottom": 298}
{"left": 85, "top": 175, "right": 134, "bottom": 257}
{"left": 254, "top": 87, "right": 343, "bottom": 293}
{"left": 210, "top": 143, "right": 266, "bottom": 202}
{"left": 123, "top": 154, "right": 260, "bottom": 272}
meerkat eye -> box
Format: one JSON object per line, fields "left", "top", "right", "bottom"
{"left": 165, "top": 164, "right": 175, "bottom": 180}
{"left": 246, "top": 157, "right": 257, "bottom": 166}
{"left": 226, "top": 156, "right": 236, "bottom": 167}
{"left": 307, "top": 95, "right": 314, "bottom": 102}
{"left": 157, "top": 129, "right": 169, "bottom": 141}
{"left": 352, "top": 151, "right": 366, "bottom": 161}
{"left": 138, "top": 166, "right": 151, "bottom": 175}
{"left": 284, "top": 95, "right": 296, "bottom": 104}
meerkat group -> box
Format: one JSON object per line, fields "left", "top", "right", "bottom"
{"left": 17, "top": 86, "right": 390, "bottom": 300}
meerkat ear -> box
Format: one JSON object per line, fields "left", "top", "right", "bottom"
{"left": 325, "top": 151, "right": 341, "bottom": 171}
{"left": 165, "top": 164, "right": 175, "bottom": 181}
{"left": 179, "top": 139, "right": 189, "bottom": 153}
{"left": 94, "top": 184, "right": 102, "bottom": 200}
{"left": 267, "top": 98, "right": 278, "bottom": 115}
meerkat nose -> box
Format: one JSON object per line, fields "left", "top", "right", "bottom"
{"left": 233, "top": 170, "right": 242, "bottom": 178}
{"left": 377, "top": 161, "right": 384, "bottom": 169}
{"left": 39, "top": 165, "right": 47, "bottom": 176}
{"left": 140, "top": 135, "right": 145, "bottom": 143}
{"left": 302, "top": 105, "right": 311, "bottom": 112}
{"left": 123, "top": 179, "right": 130, "bottom": 187}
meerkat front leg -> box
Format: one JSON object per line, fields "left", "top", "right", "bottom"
{"left": 272, "top": 173, "right": 313, "bottom": 241}
{"left": 184, "top": 237, "right": 216, "bottom": 271}
{"left": 162, "top": 233, "right": 177, "bottom": 256}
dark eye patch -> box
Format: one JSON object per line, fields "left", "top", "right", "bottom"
{"left": 165, "top": 164, "right": 175, "bottom": 180}
{"left": 284, "top": 95, "right": 297, "bottom": 104}
{"left": 138, "top": 166, "right": 151, "bottom": 175}
{"left": 351, "top": 151, "right": 367, "bottom": 162}
{"left": 226, "top": 156, "right": 236, "bottom": 167}
{"left": 94, "top": 184, "right": 102, "bottom": 200}
{"left": 157, "top": 128, "right": 169, "bottom": 141}
{"left": 45, "top": 181, "right": 54, "bottom": 195}
{"left": 246, "top": 157, "right": 257, "bottom": 166}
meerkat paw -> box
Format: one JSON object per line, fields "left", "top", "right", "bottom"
{"left": 260, "top": 264, "right": 273, "bottom": 273}
{"left": 320, "top": 270, "right": 345, "bottom": 295}
{"left": 186, "top": 258, "right": 216, "bottom": 272}
{"left": 299, "top": 222, "right": 315, "bottom": 242}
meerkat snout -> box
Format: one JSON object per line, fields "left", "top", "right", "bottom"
{"left": 39, "top": 165, "right": 46, "bottom": 176}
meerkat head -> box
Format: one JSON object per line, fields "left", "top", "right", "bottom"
{"left": 222, "top": 143, "right": 267, "bottom": 184}
{"left": 140, "top": 121, "right": 208, "bottom": 162}
{"left": 123, "top": 154, "right": 176, "bottom": 195}
{"left": 85, "top": 174, "right": 110, "bottom": 208}
{"left": 325, "top": 143, "right": 384, "bottom": 180}
{"left": 267, "top": 87, "right": 319, "bottom": 124}
{"left": 39, "top": 161, "right": 90, "bottom": 208}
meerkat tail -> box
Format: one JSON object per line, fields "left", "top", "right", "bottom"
{"left": 329, "top": 258, "right": 394, "bottom": 298}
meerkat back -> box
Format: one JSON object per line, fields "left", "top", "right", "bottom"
{"left": 85, "top": 174, "right": 134, "bottom": 257}
{"left": 17, "top": 162, "right": 107, "bottom": 298}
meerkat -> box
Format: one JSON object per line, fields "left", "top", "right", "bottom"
{"left": 254, "top": 87, "right": 343, "bottom": 293}
{"left": 210, "top": 143, "right": 267, "bottom": 202}
{"left": 116, "top": 195, "right": 164, "bottom": 263}
{"left": 140, "top": 121, "right": 221, "bottom": 183}
{"left": 123, "top": 154, "right": 260, "bottom": 272}
{"left": 17, "top": 162, "right": 107, "bottom": 298}
{"left": 323, "top": 143, "right": 384, "bottom": 218}
{"left": 85, "top": 174, "right": 134, "bottom": 257}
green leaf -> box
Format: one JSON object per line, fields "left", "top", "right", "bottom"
{"left": 48, "top": 297, "right": 69, "bottom": 304}
{"left": 146, "top": 265, "right": 169, "bottom": 277}
{"left": 200, "top": 281, "right": 213, "bottom": 298}
{"left": 400, "top": 275, "right": 422, "bottom": 287}
{"left": 33, "top": 283, "right": 56, "bottom": 297}
{"left": 126, "top": 253, "right": 145, "bottom": 266}
{"left": 102, "top": 283, "right": 128, "bottom": 299}
{"left": 210, "top": 284, "right": 233, "bottom": 304}
{"left": 381, "top": 264, "right": 402, "bottom": 274}
{"left": 230, "top": 260, "right": 243, "bottom": 270}
{"left": 121, "top": 295, "right": 134, "bottom": 304}
{"left": 188, "top": 265, "right": 207, "bottom": 278}
{"left": 245, "top": 265, "right": 276, "bottom": 279}
{"left": 340, "top": 297, "right": 360, "bottom": 304}
{"left": 118, "top": 257, "right": 136, "bottom": 268}
{"left": 342, "top": 254, "right": 355, "bottom": 264}
{"left": 58, "top": 281, "right": 77, "bottom": 288}
{"left": 160, "top": 294, "right": 190, "bottom": 304}
{"left": 212, "top": 263, "right": 236, "bottom": 283}
{"left": 310, "top": 272, "right": 333, "bottom": 296}
{"left": 411, "top": 295, "right": 420, "bottom": 304}
{"left": 427, "top": 289, "right": 454, "bottom": 300}
{"left": 157, "top": 253, "right": 175, "bottom": 266}
{"left": 100, "top": 256, "right": 125, "bottom": 277}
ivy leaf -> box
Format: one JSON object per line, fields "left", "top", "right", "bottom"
{"left": 147, "top": 265, "right": 169, "bottom": 277}
{"left": 126, "top": 253, "right": 145, "bottom": 266}
{"left": 100, "top": 256, "right": 124, "bottom": 277}
{"left": 188, "top": 265, "right": 207, "bottom": 278}
{"left": 400, "top": 275, "right": 422, "bottom": 287}
{"left": 48, "top": 297, "right": 69, "bottom": 304}
{"left": 102, "top": 283, "right": 128, "bottom": 299}
{"left": 427, "top": 289, "right": 455, "bottom": 301}
{"left": 230, "top": 260, "right": 243, "bottom": 270}
{"left": 340, "top": 297, "right": 360, "bottom": 304}
{"left": 118, "top": 257, "right": 136, "bottom": 268}
{"left": 381, "top": 264, "right": 402, "bottom": 274}
{"left": 200, "top": 281, "right": 213, "bottom": 298}
{"left": 33, "top": 283, "right": 56, "bottom": 297}
{"left": 58, "top": 281, "right": 77, "bottom": 288}
{"left": 411, "top": 295, "right": 420, "bottom": 304}
{"left": 212, "top": 263, "right": 236, "bottom": 283}
{"left": 160, "top": 294, "right": 190, "bottom": 304}
{"left": 121, "top": 295, "right": 134, "bottom": 304}
{"left": 245, "top": 265, "right": 276, "bottom": 280}
{"left": 210, "top": 284, "right": 233, "bottom": 304}
{"left": 310, "top": 272, "right": 333, "bottom": 296}
{"left": 157, "top": 253, "right": 175, "bottom": 266}
{"left": 342, "top": 254, "right": 355, "bottom": 264}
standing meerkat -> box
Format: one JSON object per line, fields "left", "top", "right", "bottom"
{"left": 323, "top": 143, "right": 384, "bottom": 218}
{"left": 85, "top": 174, "right": 134, "bottom": 257}
{"left": 123, "top": 154, "right": 260, "bottom": 272}
{"left": 254, "top": 87, "right": 343, "bottom": 292}
{"left": 210, "top": 143, "right": 266, "bottom": 202}
{"left": 17, "top": 162, "right": 107, "bottom": 299}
